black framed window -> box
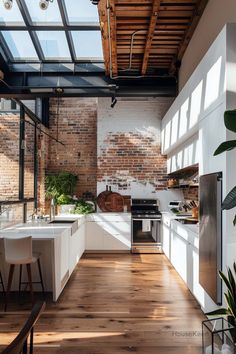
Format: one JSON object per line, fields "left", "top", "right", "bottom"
{"left": 0, "top": 102, "right": 38, "bottom": 228}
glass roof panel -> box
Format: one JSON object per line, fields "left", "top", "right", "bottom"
{"left": 24, "top": 0, "right": 62, "bottom": 25}
{"left": 36, "top": 31, "right": 71, "bottom": 60}
{"left": 1, "top": 31, "right": 38, "bottom": 60}
{"left": 64, "top": 0, "right": 99, "bottom": 24}
{"left": 71, "top": 31, "right": 103, "bottom": 60}
{"left": 0, "top": 3, "right": 25, "bottom": 26}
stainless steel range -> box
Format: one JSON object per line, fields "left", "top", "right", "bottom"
{"left": 131, "top": 199, "right": 162, "bottom": 254}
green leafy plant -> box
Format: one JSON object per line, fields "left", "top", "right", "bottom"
{"left": 56, "top": 194, "right": 74, "bottom": 206}
{"left": 71, "top": 200, "right": 94, "bottom": 215}
{"left": 45, "top": 171, "right": 78, "bottom": 203}
{"left": 206, "top": 263, "right": 236, "bottom": 337}
{"left": 214, "top": 109, "right": 236, "bottom": 225}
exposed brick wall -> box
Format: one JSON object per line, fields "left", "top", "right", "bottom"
{"left": 47, "top": 98, "right": 97, "bottom": 197}
{"left": 0, "top": 112, "right": 20, "bottom": 199}
{"left": 97, "top": 97, "right": 173, "bottom": 197}
{"left": 97, "top": 132, "right": 167, "bottom": 191}
{"left": 183, "top": 187, "right": 199, "bottom": 201}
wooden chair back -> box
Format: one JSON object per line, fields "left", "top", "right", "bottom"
{"left": 1, "top": 301, "right": 45, "bottom": 354}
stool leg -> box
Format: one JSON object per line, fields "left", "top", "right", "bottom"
{"left": 5, "top": 264, "right": 15, "bottom": 312}
{"left": 0, "top": 271, "right": 5, "bottom": 294}
{"left": 37, "top": 258, "right": 45, "bottom": 297}
{"left": 19, "top": 265, "right": 22, "bottom": 296}
{"left": 26, "top": 264, "right": 34, "bottom": 306}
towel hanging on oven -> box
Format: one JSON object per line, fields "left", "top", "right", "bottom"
{"left": 142, "top": 220, "right": 151, "bottom": 232}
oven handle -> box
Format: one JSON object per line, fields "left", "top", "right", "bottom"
{"left": 132, "top": 218, "right": 161, "bottom": 221}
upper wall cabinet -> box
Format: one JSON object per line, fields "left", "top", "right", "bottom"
{"left": 161, "top": 24, "right": 236, "bottom": 156}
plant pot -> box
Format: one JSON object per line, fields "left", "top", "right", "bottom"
{"left": 227, "top": 316, "right": 236, "bottom": 343}
{"left": 58, "top": 204, "right": 75, "bottom": 215}
{"left": 202, "top": 317, "right": 236, "bottom": 353}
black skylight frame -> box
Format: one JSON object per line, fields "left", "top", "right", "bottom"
{"left": 0, "top": 0, "right": 104, "bottom": 68}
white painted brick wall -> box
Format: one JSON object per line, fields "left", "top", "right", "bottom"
{"left": 97, "top": 97, "right": 183, "bottom": 210}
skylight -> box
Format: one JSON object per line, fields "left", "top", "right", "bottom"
{"left": 24, "top": 0, "right": 63, "bottom": 25}
{"left": 71, "top": 31, "right": 103, "bottom": 59}
{"left": 0, "top": 4, "right": 25, "bottom": 26}
{"left": 64, "top": 0, "right": 99, "bottom": 24}
{"left": 2, "top": 31, "right": 39, "bottom": 60}
{"left": 36, "top": 31, "right": 71, "bottom": 60}
{"left": 0, "top": 0, "right": 104, "bottom": 66}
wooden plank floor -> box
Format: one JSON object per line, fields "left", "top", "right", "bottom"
{"left": 0, "top": 254, "right": 205, "bottom": 353}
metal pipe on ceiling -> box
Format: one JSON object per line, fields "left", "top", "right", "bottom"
{"left": 106, "top": 0, "right": 175, "bottom": 80}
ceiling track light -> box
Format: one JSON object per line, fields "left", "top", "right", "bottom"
{"left": 39, "top": 0, "right": 54, "bottom": 10}
{"left": 110, "top": 96, "right": 117, "bottom": 108}
{"left": 90, "top": 0, "right": 100, "bottom": 4}
{"left": 2, "top": 0, "right": 13, "bottom": 10}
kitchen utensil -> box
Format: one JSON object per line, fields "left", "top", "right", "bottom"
{"left": 105, "top": 192, "right": 124, "bottom": 212}
{"left": 191, "top": 207, "right": 199, "bottom": 219}
{"left": 97, "top": 186, "right": 112, "bottom": 211}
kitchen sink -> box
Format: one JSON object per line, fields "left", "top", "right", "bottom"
{"left": 49, "top": 220, "right": 76, "bottom": 224}
{"left": 48, "top": 219, "right": 78, "bottom": 235}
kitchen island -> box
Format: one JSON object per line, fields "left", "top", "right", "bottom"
{"left": 0, "top": 213, "right": 132, "bottom": 301}
{"left": 0, "top": 216, "right": 85, "bottom": 301}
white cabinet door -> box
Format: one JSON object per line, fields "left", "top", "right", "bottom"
{"left": 189, "top": 244, "right": 205, "bottom": 306}
{"left": 162, "top": 222, "right": 171, "bottom": 259}
{"left": 85, "top": 220, "right": 131, "bottom": 251}
{"left": 86, "top": 221, "right": 104, "bottom": 250}
{"left": 102, "top": 221, "right": 131, "bottom": 250}
{"left": 170, "top": 230, "right": 188, "bottom": 283}
{"left": 60, "top": 231, "right": 69, "bottom": 281}
{"left": 69, "top": 222, "right": 85, "bottom": 275}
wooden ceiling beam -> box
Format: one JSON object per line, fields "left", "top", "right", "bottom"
{"left": 109, "top": 0, "right": 118, "bottom": 77}
{"left": 141, "top": 0, "right": 162, "bottom": 75}
{"left": 169, "top": 0, "right": 209, "bottom": 75}
{"left": 98, "top": 0, "right": 110, "bottom": 75}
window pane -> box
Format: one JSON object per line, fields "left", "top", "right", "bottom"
{"left": 0, "top": 203, "right": 24, "bottom": 229}
{"left": 0, "top": 3, "right": 25, "bottom": 26}
{"left": 1, "top": 31, "right": 38, "bottom": 60}
{"left": 64, "top": 0, "right": 99, "bottom": 24}
{"left": 71, "top": 31, "right": 103, "bottom": 59}
{"left": 0, "top": 99, "right": 19, "bottom": 111}
{"left": 0, "top": 109, "right": 20, "bottom": 200}
{"left": 24, "top": 0, "right": 62, "bottom": 25}
{"left": 26, "top": 201, "right": 35, "bottom": 221}
{"left": 36, "top": 31, "right": 71, "bottom": 60}
{"left": 24, "top": 115, "right": 35, "bottom": 199}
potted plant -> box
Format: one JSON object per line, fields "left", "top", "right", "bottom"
{"left": 204, "top": 110, "right": 236, "bottom": 345}
{"left": 56, "top": 193, "right": 75, "bottom": 214}
{"left": 71, "top": 199, "right": 95, "bottom": 215}
{"left": 45, "top": 171, "right": 78, "bottom": 214}
{"left": 206, "top": 263, "right": 236, "bottom": 342}
{"left": 214, "top": 109, "right": 236, "bottom": 225}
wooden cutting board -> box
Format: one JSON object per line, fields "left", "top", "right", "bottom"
{"left": 97, "top": 190, "right": 112, "bottom": 212}
{"left": 104, "top": 192, "right": 124, "bottom": 212}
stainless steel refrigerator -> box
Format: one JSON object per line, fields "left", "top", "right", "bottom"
{"left": 199, "top": 172, "right": 222, "bottom": 305}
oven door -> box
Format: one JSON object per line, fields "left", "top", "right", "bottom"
{"left": 132, "top": 218, "right": 161, "bottom": 244}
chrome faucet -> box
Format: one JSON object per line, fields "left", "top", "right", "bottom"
{"left": 50, "top": 198, "right": 56, "bottom": 221}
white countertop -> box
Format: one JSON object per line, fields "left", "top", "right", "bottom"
{"left": 0, "top": 219, "right": 78, "bottom": 240}
{"left": 162, "top": 212, "right": 199, "bottom": 236}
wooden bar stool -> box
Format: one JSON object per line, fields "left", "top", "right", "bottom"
{"left": 4, "top": 236, "right": 45, "bottom": 311}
